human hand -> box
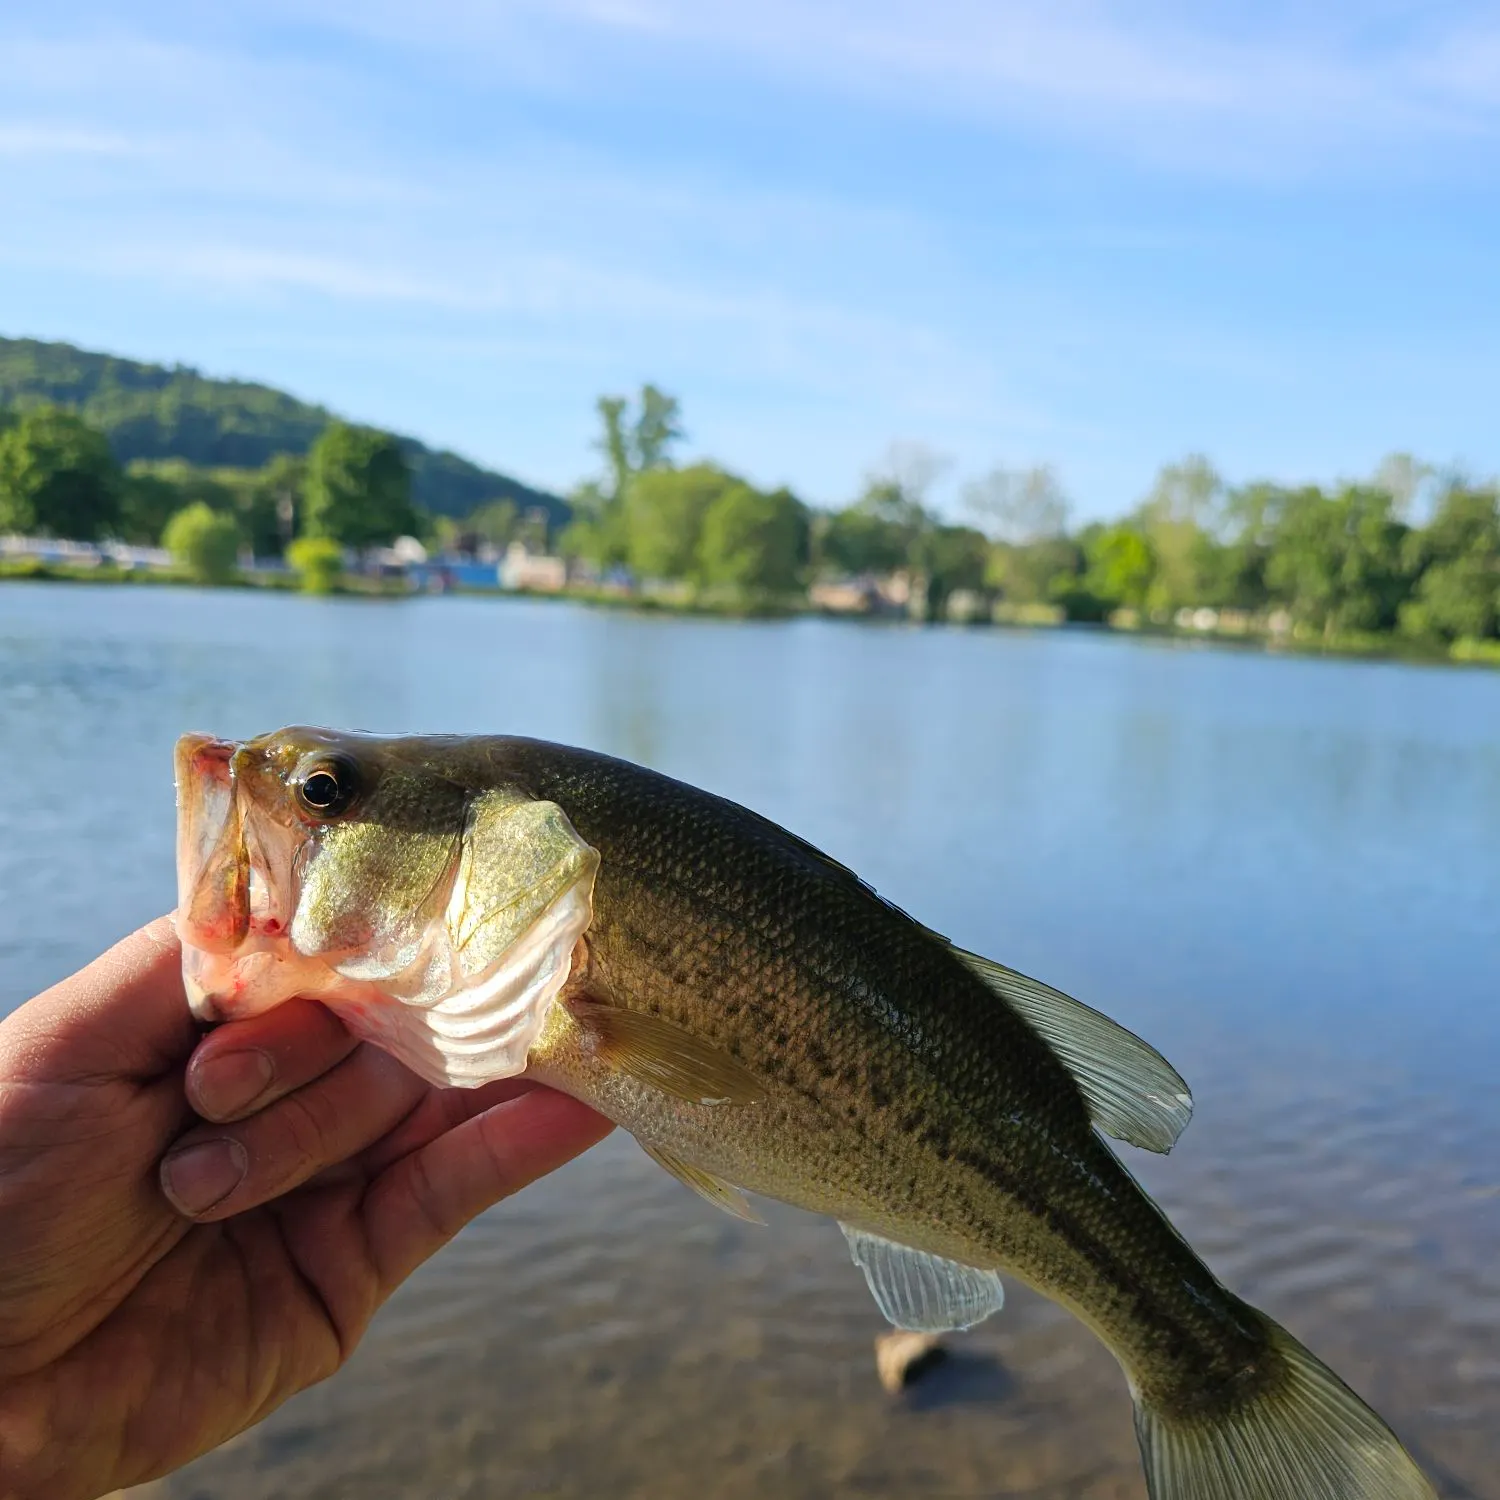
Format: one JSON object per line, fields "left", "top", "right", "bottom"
{"left": 0, "top": 917, "right": 613, "bottom": 1500}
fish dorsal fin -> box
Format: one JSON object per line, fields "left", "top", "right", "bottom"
{"left": 569, "top": 1000, "right": 767, "bottom": 1107}
{"left": 641, "top": 1142, "right": 764, "bottom": 1223}
{"left": 840, "top": 1224, "right": 1004, "bottom": 1332}
{"left": 954, "top": 949, "right": 1192, "bottom": 1154}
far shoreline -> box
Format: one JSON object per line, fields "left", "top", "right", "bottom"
{"left": 6, "top": 558, "right": 1498, "bottom": 674}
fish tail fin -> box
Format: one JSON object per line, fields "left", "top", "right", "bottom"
{"left": 1132, "top": 1310, "right": 1435, "bottom": 1500}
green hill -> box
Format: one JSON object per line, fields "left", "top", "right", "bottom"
{"left": 0, "top": 337, "right": 568, "bottom": 527}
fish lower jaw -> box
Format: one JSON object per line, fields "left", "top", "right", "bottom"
{"left": 178, "top": 934, "right": 336, "bottom": 1024}
{"left": 184, "top": 969, "right": 220, "bottom": 1024}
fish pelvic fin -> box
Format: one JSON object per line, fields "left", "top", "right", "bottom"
{"left": 1133, "top": 1309, "right": 1435, "bottom": 1500}
{"left": 840, "top": 1224, "right": 1004, "bottom": 1333}
{"left": 568, "top": 1000, "right": 767, "bottom": 1107}
{"left": 954, "top": 949, "right": 1193, "bottom": 1154}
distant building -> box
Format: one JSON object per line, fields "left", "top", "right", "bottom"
{"left": 499, "top": 542, "right": 567, "bottom": 593}
{"left": 365, "top": 535, "right": 429, "bottom": 579}
{"left": 809, "top": 578, "right": 878, "bottom": 614}
{"left": 1174, "top": 606, "right": 1221, "bottom": 632}
{"left": 809, "top": 571, "right": 914, "bottom": 616}
{"left": 944, "top": 589, "right": 988, "bottom": 623}
{"left": 1, "top": 535, "right": 172, "bottom": 570}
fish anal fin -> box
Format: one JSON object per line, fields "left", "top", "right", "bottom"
{"left": 569, "top": 1000, "right": 766, "bottom": 1107}
{"left": 840, "top": 1223, "right": 1004, "bottom": 1332}
{"left": 641, "top": 1142, "right": 764, "bottom": 1223}
{"left": 955, "top": 949, "right": 1193, "bottom": 1154}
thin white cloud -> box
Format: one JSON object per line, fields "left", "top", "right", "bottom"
{"left": 10, "top": 3, "right": 1500, "bottom": 179}
{"left": 0, "top": 122, "right": 157, "bottom": 157}
{"left": 253, "top": 0, "right": 1500, "bottom": 173}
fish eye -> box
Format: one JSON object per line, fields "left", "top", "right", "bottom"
{"left": 294, "top": 755, "right": 361, "bottom": 819}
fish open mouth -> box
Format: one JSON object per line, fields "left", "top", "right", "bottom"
{"left": 174, "top": 731, "right": 316, "bottom": 1023}
{"left": 175, "top": 734, "right": 248, "bottom": 961}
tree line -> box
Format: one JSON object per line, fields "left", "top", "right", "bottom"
{"left": 557, "top": 389, "right": 994, "bottom": 614}
{"left": 973, "top": 452, "right": 1500, "bottom": 650}
{"left": 4, "top": 389, "right": 1499, "bottom": 655}
{"left": 0, "top": 404, "right": 425, "bottom": 585}
{"left": 557, "top": 390, "right": 1500, "bottom": 650}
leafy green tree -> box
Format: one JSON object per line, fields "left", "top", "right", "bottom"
{"left": 917, "top": 525, "right": 991, "bottom": 617}
{"left": 1328, "top": 484, "right": 1413, "bottom": 632}
{"left": 303, "top": 422, "right": 417, "bottom": 550}
{"left": 963, "top": 465, "right": 1070, "bottom": 544}
{"left": 986, "top": 536, "right": 1083, "bottom": 604}
{"left": 595, "top": 397, "right": 631, "bottom": 504}
{"left": 286, "top": 535, "right": 344, "bottom": 594}
{"left": 1134, "top": 455, "right": 1223, "bottom": 613}
{"left": 1207, "top": 482, "right": 1284, "bottom": 611}
{"left": 625, "top": 463, "right": 735, "bottom": 579}
{"left": 163, "top": 502, "right": 241, "bottom": 584}
{"left": 1085, "top": 526, "right": 1156, "bottom": 610}
{"left": 818, "top": 467, "right": 936, "bottom": 578}
{"left": 1399, "top": 485, "right": 1500, "bottom": 641}
{"left": 1264, "top": 484, "right": 1411, "bottom": 636}
{"left": 121, "top": 458, "right": 293, "bottom": 556}
{"left": 571, "top": 385, "right": 686, "bottom": 568}
{"left": 593, "top": 384, "right": 683, "bottom": 499}
{"left": 819, "top": 505, "right": 910, "bottom": 575}
{"left": 251, "top": 454, "right": 305, "bottom": 556}
{"left": 632, "top": 385, "right": 684, "bottom": 473}
{"left": 561, "top": 479, "right": 629, "bottom": 568}
{"left": 0, "top": 407, "right": 121, "bottom": 538}
{"left": 117, "top": 470, "right": 186, "bottom": 545}
{"left": 699, "top": 484, "right": 806, "bottom": 594}
{"left": 854, "top": 476, "right": 928, "bottom": 555}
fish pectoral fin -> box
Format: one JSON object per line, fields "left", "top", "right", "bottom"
{"left": 569, "top": 1000, "right": 767, "bottom": 1107}
{"left": 954, "top": 948, "right": 1193, "bottom": 1155}
{"left": 839, "top": 1224, "right": 1004, "bottom": 1333}
{"left": 640, "top": 1142, "right": 764, "bottom": 1223}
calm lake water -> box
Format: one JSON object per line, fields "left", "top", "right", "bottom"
{"left": 2, "top": 583, "right": 1497, "bottom": 1500}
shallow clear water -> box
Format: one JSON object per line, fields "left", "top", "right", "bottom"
{"left": 2, "top": 583, "right": 1496, "bottom": 1499}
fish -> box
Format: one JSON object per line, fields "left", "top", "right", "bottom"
{"left": 174, "top": 726, "right": 1436, "bottom": 1500}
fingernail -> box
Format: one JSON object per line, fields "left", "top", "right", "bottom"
{"left": 162, "top": 1138, "right": 249, "bottom": 1217}
{"left": 192, "top": 1049, "right": 274, "bottom": 1120}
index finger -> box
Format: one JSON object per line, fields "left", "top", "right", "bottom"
{"left": 185, "top": 998, "right": 359, "bottom": 1123}
{"left": 0, "top": 915, "right": 198, "bottom": 1084}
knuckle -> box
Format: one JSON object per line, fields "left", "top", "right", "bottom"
{"left": 271, "top": 1087, "right": 340, "bottom": 1175}
{"left": 405, "top": 1146, "right": 459, "bottom": 1244}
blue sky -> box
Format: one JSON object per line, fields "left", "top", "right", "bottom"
{"left": 3, "top": 2, "right": 1499, "bottom": 520}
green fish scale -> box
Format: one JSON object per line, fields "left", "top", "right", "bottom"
{"left": 471, "top": 738, "right": 1274, "bottom": 1418}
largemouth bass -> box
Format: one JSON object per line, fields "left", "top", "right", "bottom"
{"left": 174, "top": 727, "right": 1435, "bottom": 1500}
